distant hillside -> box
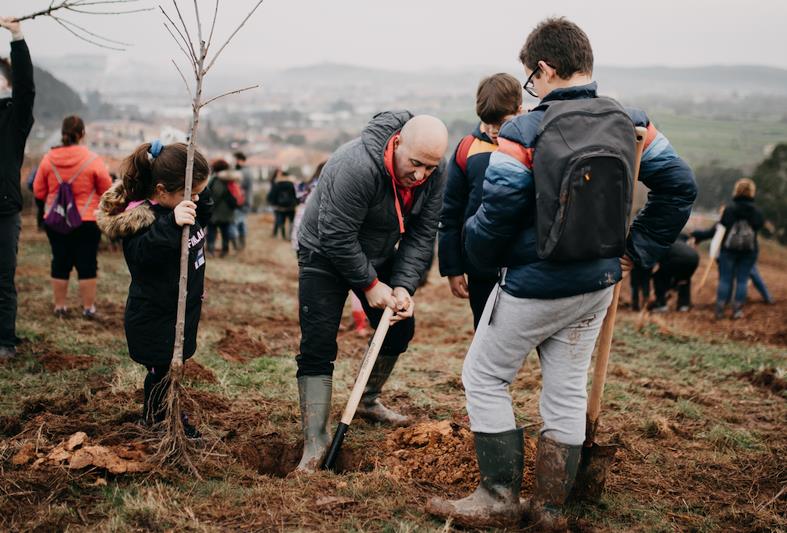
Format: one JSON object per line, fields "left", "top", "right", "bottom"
{"left": 32, "top": 64, "right": 84, "bottom": 124}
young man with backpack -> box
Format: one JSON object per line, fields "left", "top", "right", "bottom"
{"left": 438, "top": 73, "right": 522, "bottom": 329}
{"left": 427, "top": 18, "right": 697, "bottom": 528}
{"left": 0, "top": 17, "right": 34, "bottom": 359}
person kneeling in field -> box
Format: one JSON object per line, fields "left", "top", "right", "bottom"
{"left": 97, "top": 141, "right": 213, "bottom": 439}
{"left": 427, "top": 17, "right": 697, "bottom": 529}
{"left": 295, "top": 112, "right": 448, "bottom": 472}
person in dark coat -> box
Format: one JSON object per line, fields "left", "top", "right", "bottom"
{"left": 650, "top": 235, "right": 699, "bottom": 312}
{"left": 206, "top": 159, "right": 243, "bottom": 257}
{"left": 97, "top": 141, "right": 212, "bottom": 437}
{"left": 295, "top": 111, "right": 448, "bottom": 471}
{"left": 267, "top": 169, "right": 298, "bottom": 239}
{"left": 0, "top": 17, "right": 34, "bottom": 360}
{"left": 438, "top": 73, "right": 522, "bottom": 329}
{"left": 692, "top": 178, "right": 764, "bottom": 319}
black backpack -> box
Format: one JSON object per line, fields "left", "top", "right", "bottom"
{"left": 724, "top": 219, "right": 756, "bottom": 252}
{"left": 276, "top": 182, "right": 297, "bottom": 208}
{"left": 533, "top": 97, "right": 637, "bottom": 261}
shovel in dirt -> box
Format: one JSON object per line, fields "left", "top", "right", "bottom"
{"left": 570, "top": 126, "right": 647, "bottom": 502}
{"left": 322, "top": 306, "right": 394, "bottom": 470}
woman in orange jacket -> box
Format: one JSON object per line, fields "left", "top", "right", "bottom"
{"left": 34, "top": 115, "right": 112, "bottom": 318}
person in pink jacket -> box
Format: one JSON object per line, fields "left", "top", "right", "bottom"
{"left": 34, "top": 115, "right": 112, "bottom": 318}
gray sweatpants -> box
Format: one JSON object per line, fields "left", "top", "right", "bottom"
{"left": 462, "top": 285, "right": 614, "bottom": 445}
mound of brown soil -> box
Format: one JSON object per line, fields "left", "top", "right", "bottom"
{"left": 739, "top": 367, "right": 787, "bottom": 396}
{"left": 37, "top": 352, "right": 95, "bottom": 372}
{"left": 184, "top": 360, "right": 218, "bottom": 384}
{"left": 217, "top": 328, "right": 270, "bottom": 362}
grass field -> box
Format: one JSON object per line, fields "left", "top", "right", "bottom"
{"left": 1, "top": 213, "right": 785, "bottom": 532}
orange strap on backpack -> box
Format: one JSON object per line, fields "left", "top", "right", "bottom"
{"left": 455, "top": 135, "right": 475, "bottom": 174}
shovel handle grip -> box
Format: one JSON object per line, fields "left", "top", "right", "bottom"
{"left": 586, "top": 127, "right": 648, "bottom": 429}
{"left": 321, "top": 422, "right": 348, "bottom": 470}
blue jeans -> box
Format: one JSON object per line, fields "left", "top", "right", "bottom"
{"left": 749, "top": 265, "right": 772, "bottom": 303}
{"left": 717, "top": 250, "right": 757, "bottom": 309}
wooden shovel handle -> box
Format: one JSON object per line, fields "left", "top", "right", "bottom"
{"left": 339, "top": 306, "right": 394, "bottom": 425}
{"left": 586, "top": 126, "right": 648, "bottom": 427}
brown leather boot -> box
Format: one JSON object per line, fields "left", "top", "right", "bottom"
{"left": 355, "top": 355, "right": 410, "bottom": 426}
{"left": 524, "top": 434, "right": 582, "bottom": 531}
{"left": 294, "top": 375, "right": 332, "bottom": 473}
{"left": 426, "top": 428, "right": 524, "bottom": 528}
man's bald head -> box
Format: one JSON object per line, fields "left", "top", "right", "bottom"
{"left": 393, "top": 115, "right": 448, "bottom": 188}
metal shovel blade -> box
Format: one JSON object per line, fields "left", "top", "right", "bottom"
{"left": 571, "top": 441, "right": 618, "bottom": 502}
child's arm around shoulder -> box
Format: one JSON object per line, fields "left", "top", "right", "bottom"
{"left": 626, "top": 108, "right": 698, "bottom": 268}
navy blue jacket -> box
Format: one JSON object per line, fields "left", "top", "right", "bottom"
{"left": 464, "top": 83, "right": 697, "bottom": 299}
{"left": 438, "top": 124, "right": 498, "bottom": 280}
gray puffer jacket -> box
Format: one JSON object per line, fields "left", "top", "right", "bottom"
{"left": 298, "top": 110, "right": 446, "bottom": 294}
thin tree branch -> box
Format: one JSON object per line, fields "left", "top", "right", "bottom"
{"left": 50, "top": 16, "right": 124, "bottom": 50}
{"left": 205, "top": 0, "right": 219, "bottom": 55}
{"left": 192, "top": 0, "right": 203, "bottom": 50}
{"left": 54, "top": 14, "right": 131, "bottom": 46}
{"left": 171, "top": 0, "right": 198, "bottom": 65}
{"left": 204, "top": 0, "right": 265, "bottom": 75}
{"left": 15, "top": 0, "right": 150, "bottom": 21}
{"left": 171, "top": 59, "right": 194, "bottom": 102}
{"left": 63, "top": 6, "right": 151, "bottom": 15}
{"left": 164, "top": 21, "right": 198, "bottom": 74}
{"left": 159, "top": 5, "right": 198, "bottom": 68}
{"left": 200, "top": 84, "right": 259, "bottom": 108}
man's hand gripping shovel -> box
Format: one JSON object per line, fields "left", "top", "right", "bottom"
{"left": 570, "top": 126, "right": 648, "bottom": 501}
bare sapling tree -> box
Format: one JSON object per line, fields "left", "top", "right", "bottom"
{"left": 156, "top": 0, "right": 263, "bottom": 472}
{"left": 15, "top": 0, "right": 152, "bottom": 50}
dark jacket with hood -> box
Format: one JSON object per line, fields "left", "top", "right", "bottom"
{"left": 438, "top": 123, "right": 498, "bottom": 280}
{"left": 692, "top": 196, "right": 764, "bottom": 254}
{"left": 209, "top": 169, "right": 243, "bottom": 225}
{"left": 297, "top": 110, "right": 446, "bottom": 295}
{"left": 0, "top": 39, "right": 35, "bottom": 216}
{"left": 465, "top": 83, "right": 698, "bottom": 299}
{"left": 97, "top": 182, "right": 213, "bottom": 367}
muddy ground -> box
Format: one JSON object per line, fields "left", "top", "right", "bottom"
{"left": 1, "top": 213, "right": 784, "bottom": 532}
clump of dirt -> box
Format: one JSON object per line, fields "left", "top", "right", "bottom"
{"left": 217, "top": 327, "right": 270, "bottom": 362}
{"left": 382, "top": 420, "right": 478, "bottom": 488}
{"left": 36, "top": 352, "right": 95, "bottom": 372}
{"left": 183, "top": 360, "right": 218, "bottom": 384}
{"left": 738, "top": 367, "right": 787, "bottom": 396}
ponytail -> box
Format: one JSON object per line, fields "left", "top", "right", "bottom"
{"left": 61, "top": 115, "right": 85, "bottom": 146}
{"left": 119, "top": 142, "right": 210, "bottom": 202}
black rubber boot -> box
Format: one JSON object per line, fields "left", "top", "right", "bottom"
{"left": 525, "top": 434, "right": 582, "bottom": 531}
{"left": 356, "top": 354, "right": 410, "bottom": 426}
{"left": 295, "top": 375, "right": 332, "bottom": 472}
{"left": 426, "top": 428, "right": 524, "bottom": 528}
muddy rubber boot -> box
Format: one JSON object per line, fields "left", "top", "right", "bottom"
{"left": 524, "top": 434, "right": 582, "bottom": 531}
{"left": 295, "top": 375, "right": 332, "bottom": 472}
{"left": 355, "top": 354, "right": 410, "bottom": 426}
{"left": 426, "top": 428, "right": 524, "bottom": 528}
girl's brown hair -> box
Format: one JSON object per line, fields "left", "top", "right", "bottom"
{"left": 120, "top": 142, "right": 209, "bottom": 201}
{"left": 733, "top": 178, "right": 756, "bottom": 199}
{"left": 61, "top": 115, "right": 85, "bottom": 146}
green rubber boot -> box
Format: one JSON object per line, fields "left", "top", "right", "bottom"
{"left": 525, "top": 434, "right": 582, "bottom": 531}
{"left": 426, "top": 428, "right": 524, "bottom": 528}
{"left": 356, "top": 354, "right": 410, "bottom": 426}
{"left": 295, "top": 375, "right": 332, "bottom": 472}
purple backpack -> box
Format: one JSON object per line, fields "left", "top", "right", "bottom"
{"left": 44, "top": 155, "right": 97, "bottom": 235}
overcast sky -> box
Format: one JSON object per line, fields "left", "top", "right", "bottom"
{"left": 4, "top": 0, "right": 786, "bottom": 72}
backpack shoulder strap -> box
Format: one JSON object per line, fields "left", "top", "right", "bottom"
{"left": 67, "top": 155, "right": 99, "bottom": 184}
{"left": 455, "top": 134, "right": 475, "bottom": 174}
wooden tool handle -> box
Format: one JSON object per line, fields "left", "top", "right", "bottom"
{"left": 339, "top": 306, "right": 394, "bottom": 425}
{"left": 586, "top": 126, "right": 648, "bottom": 428}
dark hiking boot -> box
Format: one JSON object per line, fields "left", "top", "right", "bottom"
{"left": 714, "top": 304, "right": 725, "bottom": 320}
{"left": 295, "top": 375, "right": 332, "bottom": 472}
{"left": 426, "top": 428, "right": 524, "bottom": 528}
{"left": 54, "top": 307, "right": 69, "bottom": 319}
{"left": 82, "top": 306, "right": 97, "bottom": 320}
{"left": 732, "top": 306, "right": 744, "bottom": 320}
{"left": 524, "top": 434, "right": 582, "bottom": 531}
{"left": 356, "top": 355, "right": 410, "bottom": 427}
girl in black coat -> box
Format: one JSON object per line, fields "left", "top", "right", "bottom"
{"left": 97, "top": 141, "right": 211, "bottom": 436}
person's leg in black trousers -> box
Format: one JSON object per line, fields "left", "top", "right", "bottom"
{"left": 0, "top": 213, "right": 21, "bottom": 358}
{"left": 467, "top": 276, "right": 498, "bottom": 330}
{"left": 218, "top": 223, "right": 231, "bottom": 257}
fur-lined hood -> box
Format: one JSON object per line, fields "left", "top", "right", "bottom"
{"left": 96, "top": 181, "right": 157, "bottom": 239}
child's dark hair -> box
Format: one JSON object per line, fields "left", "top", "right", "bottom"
{"left": 121, "top": 142, "right": 209, "bottom": 201}
{"left": 476, "top": 73, "right": 522, "bottom": 125}
{"left": 0, "top": 57, "right": 11, "bottom": 89}
{"left": 61, "top": 115, "right": 85, "bottom": 146}
{"left": 211, "top": 158, "right": 230, "bottom": 173}
{"left": 519, "top": 17, "right": 594, "bottom": 79}
{"left": 233, "top": 151, "right": 247, "bottom": 162}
